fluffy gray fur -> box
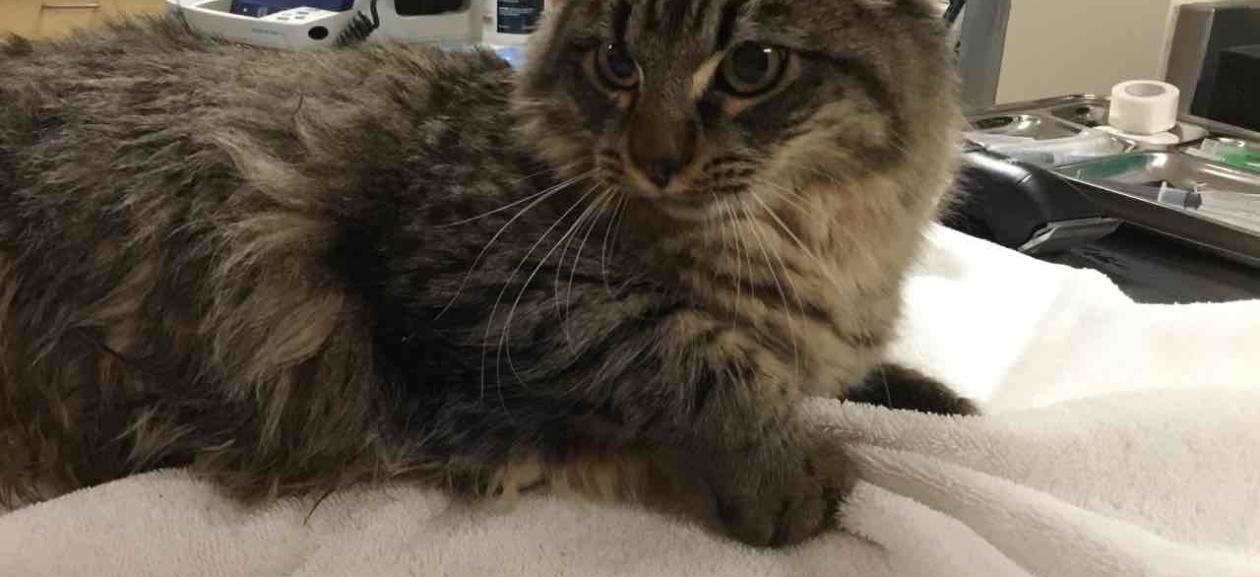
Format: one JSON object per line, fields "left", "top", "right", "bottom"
{"left": 0, "top": 0, "right": 969, "bottom": 547}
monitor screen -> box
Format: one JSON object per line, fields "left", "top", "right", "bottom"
{"left": 229, "top": 0, "right": 354, "bottom": 17}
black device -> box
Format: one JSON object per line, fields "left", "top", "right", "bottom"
{"left": 943, "top": 149, "right": 1119, "bottom": 255}
{"left": 393, "top": 0, "right": 465, "bottom": 16}
{"left": 1205, "top": 45, "right": 1260, "bottom": 133}
{"left": 1166, "top": 3, "right": 1260, "bottom": 135}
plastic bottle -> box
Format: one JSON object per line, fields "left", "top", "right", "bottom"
{"left": 481, "top": 0, "right": 546, "bottom": 66}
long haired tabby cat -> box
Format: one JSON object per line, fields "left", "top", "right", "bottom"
{"left": 0, "top": 0, "right": 973, "bottom": 546}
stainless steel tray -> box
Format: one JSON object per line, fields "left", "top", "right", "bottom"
{"left": 964, "top": 94, "right": 1112, "bottom": 117}
{"left": 964, "top": 96, "right": 1136, "bottom": 165}
{"left": 1058, "top": 152, "right": 1260, "bottom": 266}
{"left": 1047, "top": 100, "right": 1110, "bottom": 128}
{"left": 968, "top": 113, "right": 1083, "bottom": 140}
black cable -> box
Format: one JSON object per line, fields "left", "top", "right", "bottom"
{"left": 943, "top": 0, "right": 966, "bottom": 24}
{"left": 336, "top": 0, "right": 381, "bottom": 46}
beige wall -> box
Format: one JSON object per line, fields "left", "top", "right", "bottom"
{"left": 0, "top": 0, "right": 166, "bottom": 39}
{"left": 995, "top": 0, "right": 1178, "bottom": 103}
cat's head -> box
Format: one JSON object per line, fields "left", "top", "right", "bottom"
{"left": 515, "top": 0, "right": 960, "bottom": 222}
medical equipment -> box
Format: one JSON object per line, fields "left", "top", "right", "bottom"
{"left": 166, "top": 0, "right": 478, "bottom": 49}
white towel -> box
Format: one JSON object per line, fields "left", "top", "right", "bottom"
{"left": 2, "top": 225, "right": 1258, "bottom": 577}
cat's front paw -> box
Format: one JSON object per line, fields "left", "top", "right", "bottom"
{"left": 714, "top": 455, "right": 850, "bottom": 547}
{"left": 655, "top": 440, "right": 856, "bottom": 548}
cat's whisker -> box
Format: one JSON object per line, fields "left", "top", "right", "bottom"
{"left": 437, "top": 185, "right": 556, "bottom": 229}
{"left": 773, "top": 155, "right": 856, "bottom": 191}
{"left": 600, "top": 194, "right": 629, "bottom": 299}
{"left": 800, "top": 165, "right": 850, "bottom": 191}
{"left": 719, "top": 198, "right": 749, "bottom": 329}
{"left": 609, "top": 195, "right": 632, "bottom": 266}
{"left": 551, "top": 186, "right": 613, "bottom": 351}
{"left": 747, "top": 188, "right": 823, "bottom": 321}
{"left": 738, "top": 202, "right": 805, "bottom": 385}
{"left": 751, "top": 183, "right": 845, "bottom": 290}
{"left": 564, "top": 188, "right": 617, "bottom": 351}
{"left": 878, "top": 364, "right": 894, "bottom": 413}
{"left": 750, "top": 180, "right": 814, "bottom": 229}
{"left": 476, "top": 175, "right": 596, "bottom": 404}
{"left": 435, "top": 163, "right": 583, "bottom": 228}
{"left": 709, "top": 192, "right": 733, "bottom": 259}
{"left": 440, "top": 171, "right": 594, "bottom": 320}
{"left": 740, "top": 194, "right": 831, "bottom": 302}
{"left": 750, "top": 179, "right": 814, "bottom": 217}
{"left": 490, "top": 181, "right": 604, "bottom": 401}
{"left": 552, "top": 185, "right": 611, "bottom": 322}
{"left": 698, "top": 192, "right": 725, "bottom": 308}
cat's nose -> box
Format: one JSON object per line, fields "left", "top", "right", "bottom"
{"left": 628, "top": 113, "right": 698, "bottom": 190}
{"left": 641, "top": 158, "right": 686, "bottom": 189}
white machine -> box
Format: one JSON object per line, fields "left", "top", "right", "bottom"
{"left": 167, "top": 0, "right": 352, "bottom": 49}
{"left": 165, "top": 0, "right": 480, "bottom": 50}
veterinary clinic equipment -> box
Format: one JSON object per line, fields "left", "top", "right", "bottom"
{"left": 164, "top": 0, "right": 547, "bottom": 49}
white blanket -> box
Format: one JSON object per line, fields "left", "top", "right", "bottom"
{"left": 3, "top": 225, "right": 1259, "bottom": 577}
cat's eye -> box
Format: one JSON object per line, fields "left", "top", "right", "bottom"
{"left": 719, "top": 43, "right": 790, "bottom": 97}
{"left": 594, "top": 43, "right": 640, "bottom": 91}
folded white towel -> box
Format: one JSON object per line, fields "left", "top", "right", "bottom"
{"left": 3, "top": 226, "right": 1258, "bottom": 577}
{"left": 809, "top": 393, "right": 1260, "bottom": 577}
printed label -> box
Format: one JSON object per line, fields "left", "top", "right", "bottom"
{"left": 496, "top": 0, "right": 544, "bottom": 35}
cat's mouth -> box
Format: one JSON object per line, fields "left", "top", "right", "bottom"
{"left": 625, "top": 180, "right": 750, "bottom": 222}
{"left": 622, "top": 160, "right": 699, "bottom": 199}
{"left": 597, "top": 149, "right": 751, "bottom": 221}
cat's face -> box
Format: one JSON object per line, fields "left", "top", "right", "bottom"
{"left": 516, "top": 0, "right": 958, "bottom": 221}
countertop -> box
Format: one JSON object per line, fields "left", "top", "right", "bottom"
{"left": 1040, "top": 224, "right": 1260, "bottom": 304}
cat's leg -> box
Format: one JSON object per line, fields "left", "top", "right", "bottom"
{"left": 637, "top": 364, "right": 974, "bottom": 546}
{"left": 475, "top": 405, "right": 848, "bottom": 549}
{"left": 844, "top": 363, "right": 979, "bottom": 416}
{"left": 646, "top": 419, "right": 854, "bottom": 548}
{"left": 620, "top": 338, "right": 858, "bottom": 548}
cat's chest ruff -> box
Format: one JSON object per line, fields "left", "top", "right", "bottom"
{"left": 665, "top": 253, "right": 885, "bottom": 397}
